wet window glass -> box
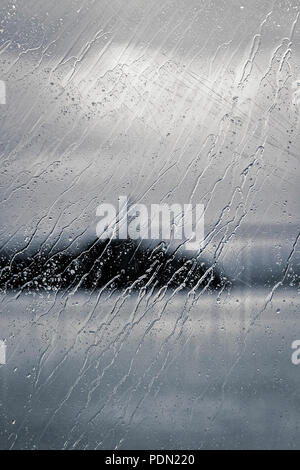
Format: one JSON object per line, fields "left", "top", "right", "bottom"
{"left": 0, "top": 0, "right": 299, "bottom": 450}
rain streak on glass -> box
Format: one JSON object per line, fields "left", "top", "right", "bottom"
{"left": 0, "top": 0, "right": 299, "bottom": 450}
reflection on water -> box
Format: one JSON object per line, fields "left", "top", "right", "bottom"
{"left": 0, "top": 288, "right": 299, "bottom": 449}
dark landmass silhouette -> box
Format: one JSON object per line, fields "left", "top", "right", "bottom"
{"left": 0, "top": 238, "right": 226, "bottom": 294}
